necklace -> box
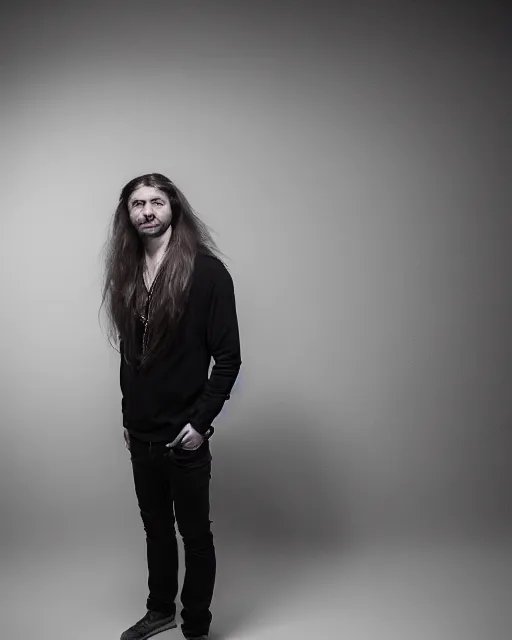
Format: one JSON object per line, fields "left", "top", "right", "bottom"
{"left": 141, "top": 253, "right": 166, "bottom": 354}
{"left": 143, "top": 253, "right": 166, "bottom": 291}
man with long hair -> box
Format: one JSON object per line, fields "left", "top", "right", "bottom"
{"left": 100, "top": 173, "right": 242, "bottom": 640}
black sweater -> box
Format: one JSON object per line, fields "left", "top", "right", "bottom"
{"left": 120, "top": 252, "right": 242, "bottom": 443}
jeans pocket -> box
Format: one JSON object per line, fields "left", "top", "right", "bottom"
{"left": 170, "top": 441, "right": 211, "bottom": 466}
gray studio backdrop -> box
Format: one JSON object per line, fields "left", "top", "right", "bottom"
{"left": 0, "top": 1, "right": 510, "bottom": 559}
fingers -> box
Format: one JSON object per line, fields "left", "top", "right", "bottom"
{"left": 168, "top": 435, "right": 204, "bottom": 450}
{"left": 180, "top": 435, "right": 205, "bottom": 450}
{"left": 166, "top": 433, "right": 184, "bottom": 449}
{"left": 166, "top": 425, "right": 189, "bottom": 448}
{"left": 166, "top": 425, "right": 204, "bottom": 450}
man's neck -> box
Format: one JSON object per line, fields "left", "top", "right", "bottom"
{"left": 143, "top": 234, "right": 171, "bottom": 266}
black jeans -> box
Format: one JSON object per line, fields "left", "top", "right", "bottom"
{"left": 129, "top": 434, "right": 215, "bottom": 638}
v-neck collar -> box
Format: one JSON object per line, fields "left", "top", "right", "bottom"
{"left": 144, "top": 274, "right": 158, "bottom": 296}
{"left": 143, "top": 262, "right": 163, "bottom": 296}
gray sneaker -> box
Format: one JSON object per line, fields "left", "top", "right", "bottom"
{"left": 120, "top": 610, "right": 177, "bottom": 640}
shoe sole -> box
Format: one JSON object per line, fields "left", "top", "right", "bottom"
{"left": 121, "top": 618, "right": 177, "bottom": 640}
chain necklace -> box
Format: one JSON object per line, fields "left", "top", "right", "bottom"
{"left": 140, "top": 251, "right": 167, "bottom": 361}
{"left": 143, "top": 252, "right": 166, "bottom": 291}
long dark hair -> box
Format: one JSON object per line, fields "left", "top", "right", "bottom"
{"left": 99, "top": 173, "right": 227, "bottom": 369}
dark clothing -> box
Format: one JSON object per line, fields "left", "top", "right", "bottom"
{"left": 120, "top": 251, "right": 242, "bottom": 443}
{"left": 121, "top": 251, "right": 240, "bottom": 638}
{"left": 129, "top": 434, "right": 215, "bottom": 638}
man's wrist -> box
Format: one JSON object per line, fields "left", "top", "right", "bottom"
{"left": 190, "top": 419, "right": 212, "bottom": 439}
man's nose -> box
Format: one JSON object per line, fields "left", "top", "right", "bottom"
{"left": 143, "top": 202, "right": 154, "bottom": 216}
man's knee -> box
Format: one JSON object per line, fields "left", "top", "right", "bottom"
{"left": 140, "top": 508, "right": 175, "bottom": 538}
{"left": 180, "top": 527, "right": 214, "bottom": 551}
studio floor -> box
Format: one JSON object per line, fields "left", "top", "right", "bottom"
{"left": 2, "top": 533, "right": 511, "bottom": 640}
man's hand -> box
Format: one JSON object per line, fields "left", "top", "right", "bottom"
{"left": 124, "top": 428, "right": 130, "bottom": 450}
{"left": 166, "top": 423, "right": 204, "bottom": 451}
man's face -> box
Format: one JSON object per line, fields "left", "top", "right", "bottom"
{"left": 127, "top": 185, "right": 172, "bottom": 238}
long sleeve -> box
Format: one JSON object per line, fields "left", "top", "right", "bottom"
{"left": 187, "top": 266, "right": 242, "bottom": 435}
{"left": 120, "top": 338, "right": 127, "bottom": 427}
